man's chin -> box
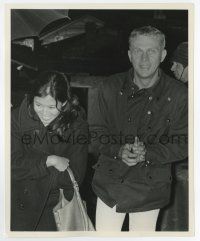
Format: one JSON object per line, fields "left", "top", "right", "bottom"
{"left": 138, "top": 72, "right": 152, "bottom": 79}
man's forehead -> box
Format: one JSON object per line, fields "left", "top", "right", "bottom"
{"left": 130, "top": 35, "right": 161, "bottom": 47}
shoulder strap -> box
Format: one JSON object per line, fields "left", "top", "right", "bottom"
{"left": 33, "top": 172, "right": 57, "bottom": 231}
{"left": 33, "top": 167, "right": 81, "bottom": 230}
{"left": 66, "top": 167, "right": 79, "bottom": 191}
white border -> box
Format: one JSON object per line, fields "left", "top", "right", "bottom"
{"left": 1, "top": 1, "right": 199, "bottom": 241}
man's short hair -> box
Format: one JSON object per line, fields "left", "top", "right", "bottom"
{"left": 129, "top": 26, "right": 166, "bottom": 49}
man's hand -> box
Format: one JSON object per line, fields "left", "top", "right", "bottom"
{"left": 118, "top": 137, "right": 146, "bottom": 167}
{"left": 131, "top": 136, "right": 146, "bottom": 161}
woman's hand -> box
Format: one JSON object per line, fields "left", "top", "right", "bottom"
{"left": 46, "top": 155, "right": 70, "bottom": 172}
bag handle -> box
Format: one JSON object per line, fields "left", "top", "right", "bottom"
{"left": 66, "top": 167, "right": 79, "bottom": 191}
{"left": 58, "top": 167, "right": 82, "bottom": 204}
{"left": 64, "top": 167, "right": 90, "bottom": 230}
{"left": 58, "top": 167, "right": 80, "bottom": 205}
{"left": 34, "top": 167, "right": 85, "bottom": 230}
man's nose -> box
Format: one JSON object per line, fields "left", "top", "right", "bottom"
{"left": 141, "top": 52, "right": 149, "bottom": 61}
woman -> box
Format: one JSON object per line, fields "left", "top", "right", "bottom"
{"left": 11, "top": 71, "right": 88, "bottom": 231}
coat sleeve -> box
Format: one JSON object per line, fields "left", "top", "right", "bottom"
{"left": 145, "top": 89, "right": 188, "bottom": 164}
{"left": 89, "top": 81, "right": 121, "bottom": 158}
{"left": 11, "top": 110, "right": 51, "bottom": 181}
{"left": 55, "top": 118, "right": 89, "bottom": 189}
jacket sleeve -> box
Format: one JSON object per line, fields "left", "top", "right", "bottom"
{"left": 90, "top": 81, "right": 121, "bottom": 158}
{"left": 55, "top": 118, "right": 89, "bottom": 189}
{"left": 11, "top": 110, "right": 51, "bottom": 181}
{"left": 145, "top": 89, "right": 188, "bottom": 164}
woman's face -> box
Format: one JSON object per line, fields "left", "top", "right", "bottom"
{"left": 33, "top": 94, "right": 62, "bottom": 126}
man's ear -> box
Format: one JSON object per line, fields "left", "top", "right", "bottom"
{"left": 161, "top": 49, "right": 167, "bottom": 63}
{"left": 128, "top": 50, "right": 131, "bottom": 62}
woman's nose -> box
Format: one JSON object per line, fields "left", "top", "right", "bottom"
{"left": 42, "top": 108, "right": 49, "bottom": 116}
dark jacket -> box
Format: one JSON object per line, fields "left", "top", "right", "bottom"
{"left": 11, "top": 97, "right": 88, "bottom": 230}
{"left": 91, "top": 68, "right": 188, "bottom": 213}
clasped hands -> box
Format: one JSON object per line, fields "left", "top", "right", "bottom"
{"left": 119, "top": 136, "right": 146, "bottom": 167}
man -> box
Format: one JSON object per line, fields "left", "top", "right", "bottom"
{"left": 170, "top": 42, "right": 188, "bottom": 83}
{"left": 159, "top": 41, "right": 189, "bottom": 231}
{"left": 91, "top": 26, "right": 188, "bottom": 231}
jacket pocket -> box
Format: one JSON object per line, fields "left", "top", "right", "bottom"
{"left": 92, "top": 155, "right": 129, "bottom": 178}
{"left": 145, "top": 166, "right": 172, "bottom": 187}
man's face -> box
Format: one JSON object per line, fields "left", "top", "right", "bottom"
{"left": 171, "top": 61, "right": 184, "bottom": 80}
{"left": 128, "top": 35, "right": 167, "bottom": 80}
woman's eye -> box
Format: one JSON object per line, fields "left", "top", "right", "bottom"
{"left": 49, "top": 106, "right": 56, "bottom": 109}
{"left": 36, "top": 104, "right": 41, "bottom": 107}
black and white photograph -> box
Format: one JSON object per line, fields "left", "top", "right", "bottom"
{"left": 4, "top": 3, "right": 195, "bottom": 237}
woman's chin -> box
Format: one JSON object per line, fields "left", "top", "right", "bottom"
{"left": 41, "top": 120, "right": 52, "bottom": 126}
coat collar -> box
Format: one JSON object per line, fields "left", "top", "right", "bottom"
{"left": 120, "top": 68, "right": 166, "bottom": 101}
{"left": 18, "top": 96, "right": 42, "bottom": 132}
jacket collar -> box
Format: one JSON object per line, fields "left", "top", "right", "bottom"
{"left": 18, "top": 96, "right": 42, "bottom": 132}
{"left": 120, "top": 68, "right": 166, "bottom": 100}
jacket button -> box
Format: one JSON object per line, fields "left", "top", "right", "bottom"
{"left": 148, "top": 175, "right": 152, "bottom": 179}
{"left": 120, "top": 178, "right": 124, "bottom": 183}
{"left": 23, "top": 188, "right": 29, "bottom": 195}
{"left": 145, "top": 160, "right": 151, "bottom": 167}
{"left": 166, "top": 119, "right": 170, "bottom": 123}
{"left": 128, "top": 117, "right": 131, "bottom": 122}
{"left": 167, "top": 97, "right": 171, "bottom": 101}
{"left": 113, "top": 156, "right": 117, "bottom": 160}
{"left": 19, "top": 203, "right": 25, "bottom": 210}
{"left": 147, "top": 111, "right": 152, "bottom": 115}
{"left": 109, "top": 169, "right": 113, "bottom": 173}
{"left": 148, "top": 96, "right": 153, "bottom": 101}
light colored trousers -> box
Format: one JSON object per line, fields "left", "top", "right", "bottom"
{"left": 96, "top": 198, "right": 160, "bottom": 231}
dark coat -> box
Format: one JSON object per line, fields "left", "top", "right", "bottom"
{"left": 91, "top": 68, "right": 188, "bottom": 213}
{"left": 11, "top": 97, "right": 88, "bottom": 231}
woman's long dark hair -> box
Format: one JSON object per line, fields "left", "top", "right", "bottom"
{"left": 27, "top": 70, "right": 80, "bottom": 135}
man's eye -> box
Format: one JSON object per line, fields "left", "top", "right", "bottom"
{"left": 134, "top": 48, "right": 142, "bottom": 54}
{"left": 36, "top": 104, "right": 41, "bottom": 107}
{"left": 49, "top": 106, "right": 56, "bottom": 109}
{"left": 148, "top": 49, "right": 157, "bottom": 54}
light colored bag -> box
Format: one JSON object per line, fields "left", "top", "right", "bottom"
{"left": 53, "top": 167, "right": 95, "bottom": 231}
